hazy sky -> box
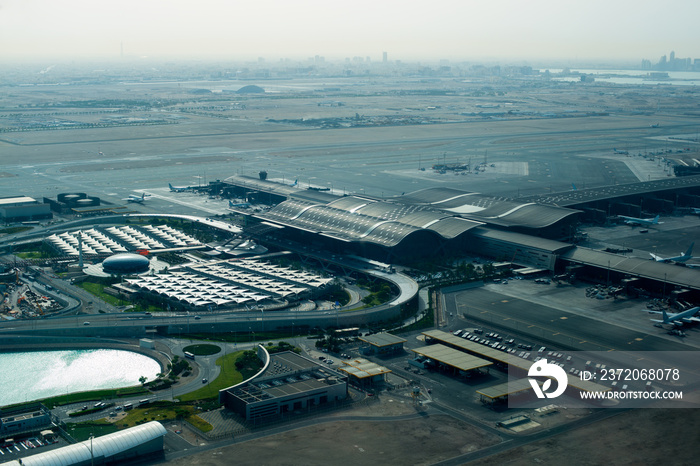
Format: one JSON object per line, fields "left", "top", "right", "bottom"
{"left": 2, "top": 0, "right": 699, "bottom": 63}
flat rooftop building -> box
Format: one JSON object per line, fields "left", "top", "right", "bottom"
{"left": 0, "top": 196, "right": 51, "bottom": 221}
{"left": 220, "top": 349, "right": 348, "bottom": 421}
{"left": 359, "top": 332, "right": 407, "bottom": 355}
{"left": 336, "top": 358, "right": 392, "bottom": 386}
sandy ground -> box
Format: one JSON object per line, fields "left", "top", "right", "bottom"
{"left": 165, "top": 414, "right": 500, "bottom": 466}
{"left": 160, "top": 405, "right": 700, "bottom": 466}
{"left": 475, "top": 408, "right": 700, "bottom": 466}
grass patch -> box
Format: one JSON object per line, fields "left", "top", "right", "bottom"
{"left": 178, "top": 351, "right": 257, "bottom": 402}
{"left": 2, "top": 386, "right": 149, "bottom": 410}
{"left": 188, "top": 414, "right": 213, "bottom": 432}
{"left": 116, "top": 402, "right": 213, "bottom": 432}
{"left": 65, "top": 420, "right": 119, "bottom": 442}
{"left": 397, "top": 309, "right": 435, "bottom": 333}
{"left": 0, "top": 226, "right": 33, "bottom": 235}
{"left": 76, "top": 281, "right": 124, "bottom": 306}
{"left": 183, "top": 344, "right": 221, "bottom": 356}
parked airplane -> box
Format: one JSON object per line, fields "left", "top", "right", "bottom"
{"left": 691, "top": 208, "right": 700, "bottom": 215}
{"left": 123, "top": 193, "right": 150, "bottom": 203}
{"left": 650, "top": 242, "right": 694, "bottom": 263}
{"left": 229, "top": 200, "right": 251, "bottom": 209}
{"left": 613, "top": 148, "right": 629, "bottom": 155}
{"left": 619, "top": 214, "right": 662, "bottom": 226}
{"left": 290, "top": 179, "right": 298, "bottom": 187}
{"left": 647, "top": 307, "right": 700, "bottom": 326}
{"left": 650, "top": 123, "right": 660, "bottom": 128}
{"left": 169, "top": 183, "right": 189, "bottom": 193}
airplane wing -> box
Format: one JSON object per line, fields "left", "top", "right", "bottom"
{"left": 649, "top": 253, "right": 664, "bottom": 262}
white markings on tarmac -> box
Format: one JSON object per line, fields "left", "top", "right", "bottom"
{"left": 136, "top": 190, "right": 229, "bottom": 215}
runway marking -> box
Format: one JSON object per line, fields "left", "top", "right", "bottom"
{"left": 501, "top": 300, "right": 509, "bottom": 303}
{"left": 553, "top": 332, "right": 560, "bottom": 336}
{"left": 503, "top": 317, "right": 510, "bottom": 321}
{"left": 635, "top": 337, "right": 643, "bottom": 341}
{"left": 139, "top": 191, "right": 228, "bottom": 215}
{"left": 560, "top": 316, "right": 568, "bottom": 320}
{"left": 456, "top": 298, "right": 618, "bottom": 351}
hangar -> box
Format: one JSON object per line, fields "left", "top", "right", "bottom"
{"left": 0, "top": 196, "right": 51, "bottom": 222}
{"left": 0, "top": 421, "right": 167, "bottom": 466}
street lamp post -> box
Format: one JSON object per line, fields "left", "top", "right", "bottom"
{"left": 83, "top": 433, "right": 94, "bottom": 466}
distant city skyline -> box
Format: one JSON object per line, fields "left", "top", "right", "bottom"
{"left": 2, "top": 0, "right": 700, "bottom": 63}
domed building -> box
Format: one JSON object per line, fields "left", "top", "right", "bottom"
{"left": 102, "top": 253, "right": 150, "bottom": 274}
{"left": 237, "top": 85, "right": 265, "bottom": 94}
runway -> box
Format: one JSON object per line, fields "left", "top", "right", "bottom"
{"left": 0, "top": 113, "right": 690, "bottom": 207}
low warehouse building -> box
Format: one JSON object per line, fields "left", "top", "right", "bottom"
{"left": 359, "top": 333, "right": 407, "bottom": 355}
{"left": 0, "top": 196, "right": 51, "bottom": 222}
{"left": 220, "top": 349, "right": 348, "bottom": 421}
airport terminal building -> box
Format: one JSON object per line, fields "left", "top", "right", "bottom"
{"left": 223, "top": 175, "right": 700, "bottom": 296}
{"left": 223, "top": 175, "right": 581, "bottom": 267}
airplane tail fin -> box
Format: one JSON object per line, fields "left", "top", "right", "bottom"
{"left": 169, "top": 183, "right": 174, "bottom": 189}
{"left": 684, "top": 242, "right": 694, "bottom": 258}
{"left": 662, "top": 309, "right": 669, "bottom": 323}
{"left": 571, "top": 183, "right": 577, "bottom": 191}
{"left": 652, "top": 215, "right": 660, "bottom": 224}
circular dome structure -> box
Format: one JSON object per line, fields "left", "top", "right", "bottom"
{"left": 102, "top": 253, "right": 150, "bottom": 274}
{"left": 237, "top": 85, "right": 265, "bottom": 94}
